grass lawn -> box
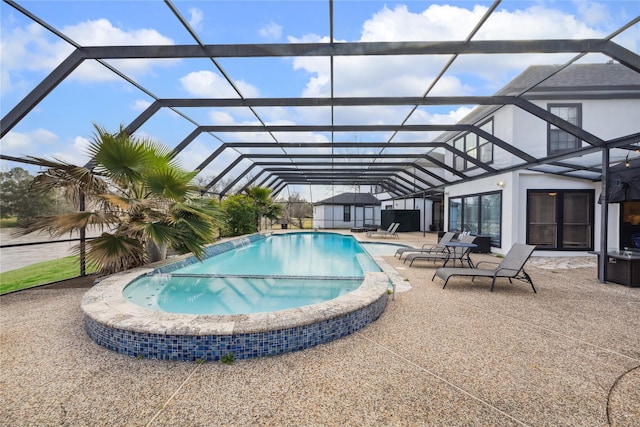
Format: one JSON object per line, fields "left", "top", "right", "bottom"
{"left": 0, "top": 217, "right": 18, "bottom": 228}
{"left": 0, "top": 256, "right": 96, "bottom": 295}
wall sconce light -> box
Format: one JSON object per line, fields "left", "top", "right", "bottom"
{"left": 497, "top": 181, "right": 504, "bottom": 188}
{"left": 625, "top": 153, "right": 630, "bottom": 167}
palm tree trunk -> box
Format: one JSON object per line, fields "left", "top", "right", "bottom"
{"left": 146, "top": 239, "right": 167, "bottom": 263}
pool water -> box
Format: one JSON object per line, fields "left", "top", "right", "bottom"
{"left": 124, "top": 233, "right": 381, "bottom": 315}
{"left": 176, "top": 233, "right": 379, "bottom": 277}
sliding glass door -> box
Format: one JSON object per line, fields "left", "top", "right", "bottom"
{"left": 527, "top": 190, "right": 593, "bottom": 250}
{"left": 448, "top": 191, "right": 502, "bottom": 247}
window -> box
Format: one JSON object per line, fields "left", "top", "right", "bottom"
{"left": 478, "top": 120, "right": 493, "bottom": 163}
{"left": 527, "top": 190, "right": 593, "bottom": 250}
{"left": 448, "top": 191, "right": 502, "bottom": 246}
{"left": 621, "top": 201, "right": 640, "bottom": 248}
{"left": 452, "top": 118, "right": 493, "bottom": 171}
{"left": 343, "top": 205, "right": 351, "bottom": 222}
{"left": 548, "top": 104, "right": 581, "bottom": 155}
{"left": 454, "top": 137, "right": 465, "bottom": 170}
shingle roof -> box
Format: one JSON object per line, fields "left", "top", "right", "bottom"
{"left": 435, "top": 63, "right": 640, "bottom": 142}
{"left": 313, "top": 192, "right": 381, "bottom": 206}
{"left": 497, "top": 63, "right": 640, "bottom": 95}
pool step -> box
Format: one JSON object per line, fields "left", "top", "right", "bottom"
{"left": 356, "top": 253, "right": 380, "bottom": 273}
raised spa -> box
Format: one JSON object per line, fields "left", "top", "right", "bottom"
{"left": 81, "top": 232, "right": 390, "bottom": 361}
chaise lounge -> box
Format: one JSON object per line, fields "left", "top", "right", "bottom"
{"left": 367, "top": 222, "right": 400, "bottom": 238}
{"left": 395, "top": 231, "right": 456, "bottom": 259}
{"left": 406, "top": 234, "right": 477, "bottom": 267}
{"left": 432, "top": 243, "right": 537, "bottom": 292}
{"left": 365, "top": 222, "right": 394, "bottom": 237}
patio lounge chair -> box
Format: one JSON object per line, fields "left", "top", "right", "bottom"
{"left": 367, "top": 222, "right": 400, "bottom": 238}
{"left": 405, "top": 234, "right": 477, "bottom": 267}
{"left": 366, "top": 222, "right": 395, "bottom": 237}
{"left": 433, "top": 243, "right": 537, "bottom": 292}
{"left": 395, "top": 231, "right": 456, "bottom": 259}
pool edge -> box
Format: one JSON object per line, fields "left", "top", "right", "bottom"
{"left": 80, "top": 233, "right": 391, "bottom": 361}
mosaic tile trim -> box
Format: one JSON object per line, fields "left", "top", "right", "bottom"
{"left": 153, "top": 233, "right": 266, "bottom": 274}
{"left": 84, "top": 293, "right": 387, "bottom": 361}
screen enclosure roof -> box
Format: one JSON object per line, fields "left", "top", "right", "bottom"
{"left": 1, "top": 0, "right": 639, "bottom": 201}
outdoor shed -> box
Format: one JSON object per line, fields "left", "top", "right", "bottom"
{"left": 312, "top": 193, "right": 381, "bottom": 229}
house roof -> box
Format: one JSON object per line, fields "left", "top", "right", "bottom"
{"left": 500, "top": 63, "right": 640, "bottom": 95}
{"left": 314, "top": 193, "right": 381, "bottom": 206}
{"left": 436, "top": 63, "right": 640, "bottom": 138}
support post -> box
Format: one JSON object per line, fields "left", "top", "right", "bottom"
{"left": 423, "top": 192, "right": 427, "bottom": 237}
{"left": 598, "top": 148, "right": 609, "bottom": 283}
{"left": 79, "top": 192, "right": 86, "bottom": 277}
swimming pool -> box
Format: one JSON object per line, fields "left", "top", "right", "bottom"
{"left": 81, "top": 232, "right": 390, "bottom": 361}
{"left": 123, "top": 233, "right": 380, "bottom": 315}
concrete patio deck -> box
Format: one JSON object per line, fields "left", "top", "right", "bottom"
{"left": 1, "top": 231, "right": 639, "bottom": 426}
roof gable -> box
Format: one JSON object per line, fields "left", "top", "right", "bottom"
{"left": 314, "top": 192, "right": 381, "bottom": 206}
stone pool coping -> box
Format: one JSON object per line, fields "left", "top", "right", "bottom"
{"left": 81, "top": 267, "right": 390, "bottom": 336}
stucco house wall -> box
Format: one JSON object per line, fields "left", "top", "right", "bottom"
{"left": 439, "top": 65, "right": 639, "bottom": 254}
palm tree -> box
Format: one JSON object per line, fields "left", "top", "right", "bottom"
{"left": 245, "top": 186, "right": 282, "bottom": 230}
{"left": 19, "top": 124, "right": 222, "bottom": 274}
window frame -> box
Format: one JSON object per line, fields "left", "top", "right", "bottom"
{"left": 448, "top": 190, "right": 502, "bottom": 247}
{"left": 343, "top": 205, "right": 351, "bottom": 222}
{"left": 452, "top": 118, "right": 494, "bottom": 171}
{"left": 526, "top": 189, "right": 594, "bottom": 250}
{"left": 547, "top": 103, "right": 582, "bottom": 155}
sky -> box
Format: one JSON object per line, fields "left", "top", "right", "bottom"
{"left": 1, "top": 0, "right": 638, "bottom": 201}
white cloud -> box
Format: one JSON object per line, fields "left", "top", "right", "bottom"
{"left": 179, "top": 70, "right": 259, "bottom": 98}
{"left": 210, "top": 111, "right": 239, "bottom": 125}
{"left": 66, "top": 19, "right": 177, "bottom": 82}
{"left": 130, "top": 99, "right": 152, "bottom": 111}
{"left": 0, "top": 128, "right": 59, "bottom": 156}
{"left": 189, "top": 8, "right": 204, "bottom": 31}
{"left": 1, "top": 18, "right": 177, "bottom": 90}
{"left": 361, "top": 4, "right": 472, "bottom": 42}
{"left": 65, "top": 18, "right": 174, "bottom": 46}
{"left": 52, "top": 136, "right": 92, "bottom": 165}
{"left": 259, "top": 21, "right": 283, "bottom": 40}
{"left": 0, "top": 23, "right": 71, "bottom": 95}
{"left": 285, "top": 2, "right": 621, "bottom": 126}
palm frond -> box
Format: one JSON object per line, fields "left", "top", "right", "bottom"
{"left": 141, "top": 222, "right": 178, "bottom": 246}
{"left": 14, "top": 211, "right": 117, "bottom": 238}
{"left": 98, "top": 193, "right": 154, "bottom": 213}
{"left": 146, "top": 166, "right": 196, "bottom": 201}
{"left": 245, "top": 186, "right": 273, "bottom": 204}
{"left": 89, "top": 124, "right": 155, "bottom": 185}
{"left": 24, "top": 156, "right": 108, "bottom": 202}
{"left": 86, "top": 233, "right": 146, "bottom": 273}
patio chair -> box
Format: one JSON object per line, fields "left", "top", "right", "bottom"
{"left": 432, "top": 243, "right": 537, "bottom": 292}
{"left": 405, "top": 234, "right": 477, "bottom": 267}
{"left": 366, "top": 222, "right": 395, "bottom": 237}
{"left": 395, "top": 231, "right": 456, "bottom": 259}
{"left": 368, "top": 222, "right": 400, "bottom": 238}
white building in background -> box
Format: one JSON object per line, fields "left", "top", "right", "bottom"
{"left": 312, "top": 193, "right": 381, "bottom": 229}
